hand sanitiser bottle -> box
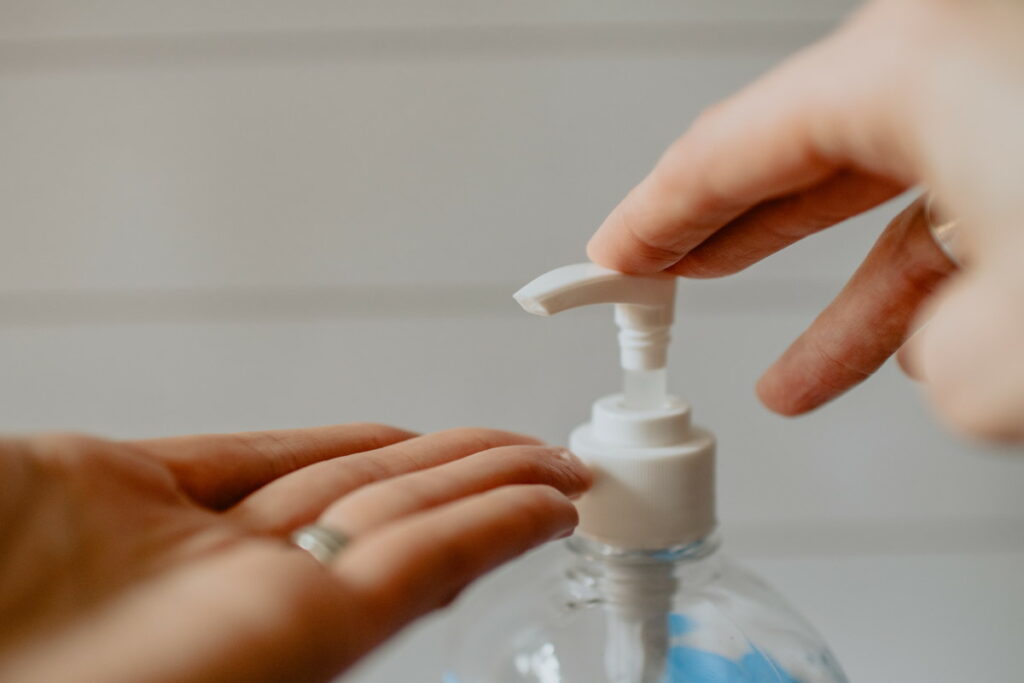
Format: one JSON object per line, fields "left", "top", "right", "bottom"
{"left": 444, "top": 263, "right": 848, "bottom": 683}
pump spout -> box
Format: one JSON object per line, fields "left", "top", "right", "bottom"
{"left": 513, "top": 263, "right": 675, "bottom": 319}
{"left": 514, "top": 263, "right": 676, "bottom": 410}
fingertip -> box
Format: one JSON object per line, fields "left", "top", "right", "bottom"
{"left": 508, "top": 484, "right": 580, "bottom": 542}
{"left": 518, "top": 482, "right": 578, "bottom": 517}
{"left": 586, "top": 215, "right": 640, "bottom": 274}
{"left": 562, "top": 449, "right": 595, "bottom": 496}
{"left": 755, "top": 367, "right": 818, "bottom": 417}
{"left": 588, "top": 193, "right": 688, "bottom": 274}
{"left": 585, "top": 222, "right": 607, "bottom": 264}
{"left": 523, "top": 447, "right": 593, "bottom": 500}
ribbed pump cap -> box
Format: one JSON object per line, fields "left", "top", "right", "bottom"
{"left": 515, "top": 263, "right": 716, "bottom": 550}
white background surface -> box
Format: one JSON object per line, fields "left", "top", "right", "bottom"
{"left": 0, "top": 1, "right": 1021, "bottom": 681}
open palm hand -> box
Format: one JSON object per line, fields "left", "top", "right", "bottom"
{"left": 0, "top": 425, "right": 589, "bottom": 683}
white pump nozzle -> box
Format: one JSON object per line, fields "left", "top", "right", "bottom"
{"left": 514, "top": 263, "right": 676, "bottom": 410}
{"left": 513, "top": 262, "right": 675, "bottom": 319}
{"left": 514, "top": 262, "right": 715, "bottom": 550}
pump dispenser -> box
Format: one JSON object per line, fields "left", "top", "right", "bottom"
{"left": 445, "top": 263, "right": 848, "bottom": 683}
{"left": 514, "top": 263, "right": 714, "bottom": 550}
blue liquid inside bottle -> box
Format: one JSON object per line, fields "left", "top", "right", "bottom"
{"left": 445, "top": 536, "right": 846, "bottom": 683}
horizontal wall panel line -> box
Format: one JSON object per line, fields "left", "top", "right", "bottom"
{"left": 0, "top": 21, "right": 832, "bottom": 72}
{"left": 0, "top": 279, "right": 841, "bottom": 326}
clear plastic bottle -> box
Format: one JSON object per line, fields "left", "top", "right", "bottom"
{"left": 445, "top": 534, "right": 847, "bottom": 683}
{"left": 446, "top": 263, "right": 848, "bottom": 682}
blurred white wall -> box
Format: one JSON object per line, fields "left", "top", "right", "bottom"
{"left": 0, "top": 2, "right": 1021, "bottom": 681}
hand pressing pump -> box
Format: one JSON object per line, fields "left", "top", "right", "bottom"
{"left": 445, "top": 263, "right": 848, "bottom": 683}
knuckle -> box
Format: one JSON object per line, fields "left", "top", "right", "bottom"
{"left": 673, "top": 247, "right": 730, "bottom": 279}
{"left": 617, "top": 196, "right": 686, "bottom": 267}
{"left": 885, "top": 201, "right": 957, "bottom": 295}
{"left": 897, "top": 257, "right": 952, "bottom": 305}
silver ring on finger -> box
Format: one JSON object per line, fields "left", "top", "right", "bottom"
{"left": 290, "top": 524, "right": 351, "bottom": 565}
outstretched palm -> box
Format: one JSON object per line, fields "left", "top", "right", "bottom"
{"left": 0, "top": 425, "right": 588, "bottom": 683}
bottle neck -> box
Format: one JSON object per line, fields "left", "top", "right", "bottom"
{"left": 564, "top": 534, "right": 720, "bottom": 682}
{"left": 567, "top": 533, "right": 720, "bottom": 566}
{"left": 565, "top": 534, "right": 720, "bottom": 616}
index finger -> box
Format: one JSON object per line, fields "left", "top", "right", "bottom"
{"left": 587, "top": 46, "right": 844, "bottom": 274}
